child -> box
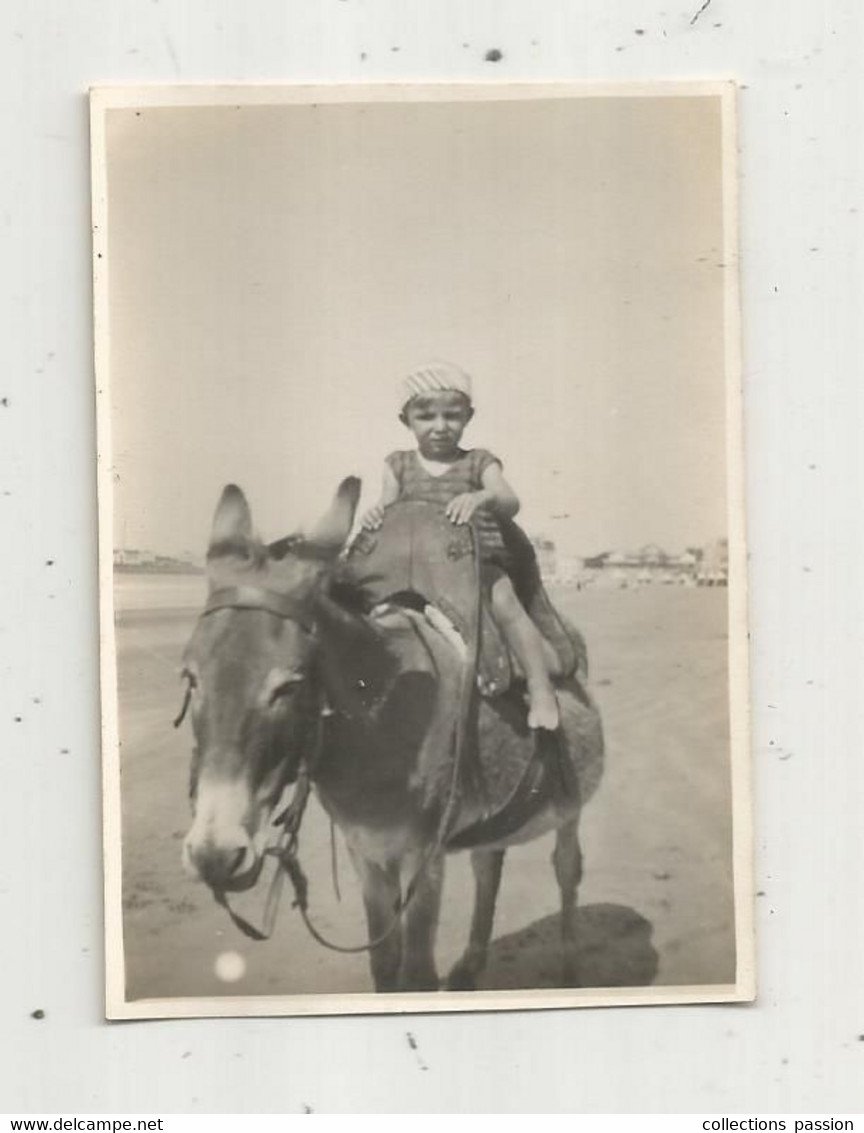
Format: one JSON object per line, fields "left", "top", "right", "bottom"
{"left": 361, "top": 361, "right": 560, "bottom": 731}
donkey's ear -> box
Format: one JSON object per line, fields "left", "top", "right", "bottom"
{"left": 304, "top": 477, "right": 361, "bottom": 553}
{"left": 208, "top": 484, "right": 253, "bottom": 554}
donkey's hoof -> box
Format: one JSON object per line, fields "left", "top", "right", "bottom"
{"left": 445, "top": 962, "right": 478, "bottom": 991}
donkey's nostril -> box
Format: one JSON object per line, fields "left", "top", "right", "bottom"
{"left": 184, "top": 836, "right": 253, "bottom": 885}
{"left": 226, "top": 845, "right": 247, "bottom": 876}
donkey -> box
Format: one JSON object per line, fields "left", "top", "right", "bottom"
{"left": 181, "top": 479, "right": 604, "bottom": 992}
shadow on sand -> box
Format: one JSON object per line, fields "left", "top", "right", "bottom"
{"left": 479, "top": 903, "right": 659, "bottom": 990}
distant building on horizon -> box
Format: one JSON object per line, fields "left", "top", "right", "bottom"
{"left": 578, "top": 539, "right": 726, "bottom": 588}
{"left": 698, "top": 538, "right": 729, "bottom": 586}
{"left": 113, "top": 548, "right": 149, "bottom": 567}
{"left": 113, "top": 547, "right": 204, "bottom": 574}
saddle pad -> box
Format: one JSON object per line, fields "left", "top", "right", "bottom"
{"left": 357, "top": 605, "right": 602, "bottom": 828}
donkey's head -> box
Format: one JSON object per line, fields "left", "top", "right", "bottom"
{"left": 181, "top": 478, "right": 360, "bottom": 890}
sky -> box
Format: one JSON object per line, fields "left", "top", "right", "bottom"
{"left": 104, "top": 92, "right": 730, "bottom": 561}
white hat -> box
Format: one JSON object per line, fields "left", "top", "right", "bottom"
{"left": 399, "top": 361, "right": 472, "bottom": 412}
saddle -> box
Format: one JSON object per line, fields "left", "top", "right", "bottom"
{"left": 341, "top": 502, "right": 596, "bottom": 843}
{"left": 342, "top": 501, "right": 586, "bottom": 699}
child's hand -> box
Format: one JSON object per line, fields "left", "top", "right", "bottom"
{"left": 361, "top": 504, "right": 386, "bottom": 531}
{"left": 446, "top": 492, "right": 487, "bottom": 525}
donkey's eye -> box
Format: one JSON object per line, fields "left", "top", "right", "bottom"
{"left": 268, "top": 676, "right": 304, "bottom": 706}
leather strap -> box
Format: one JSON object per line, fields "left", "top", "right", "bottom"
{"left": 203, "top": 586, "right": 314, "bottom": 631}
{"left": 446, "top": 730, "right": 576, "bottom": 851}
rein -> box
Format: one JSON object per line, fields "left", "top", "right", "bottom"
{"left": 178, "top": 530, "right": 482, "bottom": 953}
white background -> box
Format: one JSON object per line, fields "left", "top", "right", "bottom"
{"left": 1, "top": 0, "right": 862, "bottom": 1115}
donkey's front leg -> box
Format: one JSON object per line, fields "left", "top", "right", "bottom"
{"left": 400, "top": 852, "right": 444, "bottom": 991}
{"left": 352, "top": 853, "right": 403, "bottom": 993}
{"left": 446, "top": 848, "right": 505, "bottom": 990}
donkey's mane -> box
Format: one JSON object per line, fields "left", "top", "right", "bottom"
{"left": 268, "top": 534, "right": 341, "bottom": 563}
{"left": 312, "top": 574, "right": 402, "bottom": 717}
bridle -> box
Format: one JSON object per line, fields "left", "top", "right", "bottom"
{"left": 172, "top": 585, "right": 313, "bottom": 730}
{"left": 175, "top": 554, "right": 481, "bottom": 954}
{"left": 202, "top": 584, "right": 315, "bottom": 629}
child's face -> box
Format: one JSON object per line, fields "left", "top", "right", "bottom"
{"left": 401, "top": 392, "right": 473, "bottom": 459}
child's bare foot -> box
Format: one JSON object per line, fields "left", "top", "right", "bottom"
{"left": 527, "top": 687, "right": 560, "bottom": 731}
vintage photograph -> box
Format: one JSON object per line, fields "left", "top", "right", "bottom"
{"left": 91, "top": 83, "right": 751, "bottom": 1018}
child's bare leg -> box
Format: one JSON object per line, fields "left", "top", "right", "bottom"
{"left": 490, "top": 576, "right": 560, "bottom": 730}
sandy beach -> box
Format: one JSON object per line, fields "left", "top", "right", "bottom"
{"left": 113, "top": 574, "right": 735, "bottom": 1002}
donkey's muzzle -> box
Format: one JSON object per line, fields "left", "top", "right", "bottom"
{"left": 184, "top": 833, "right": 260, "bottom": 891}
